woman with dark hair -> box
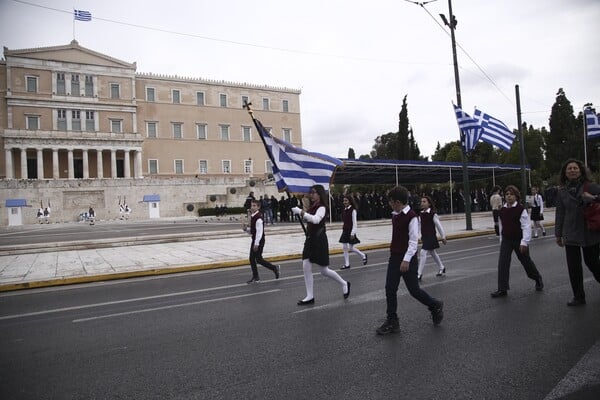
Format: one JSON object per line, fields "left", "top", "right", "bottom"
{"left": 339, "top": 194, "right": 367, "bottom": 269}
{"left": 555, "top": 159, "right": 600, "bottom": 306}
{"left": 417, "top": 195, "right": 447, "bottom": 281}
{"left": 291, "top": 185, "right": 350, "bottom": 305}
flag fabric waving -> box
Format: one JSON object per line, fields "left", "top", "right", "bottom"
{"left": 473, "top": 108, "right": 516, "bottom": 151}
{"left": 253, "top": 117, "right": 343, "bottom": 194}
{"left": 585, "top": 109, "right": 600, "bottom": 139}
{"left": 453, "top": 104, "right": 483, "bottom": 152}
{"left": 74, "top": 10, "right": 92, "bottom": 21}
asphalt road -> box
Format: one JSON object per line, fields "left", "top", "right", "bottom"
{"left": 1, "top": 233, "right": 599, "bottom": 400}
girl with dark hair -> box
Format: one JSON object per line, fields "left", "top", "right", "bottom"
{"left": 555, "top": 159, "right": 600, "bottom": 306}
{"left": 417, "top": 196, "right": 447, "bottom": 281}
{"left": 291, "top": 185, "right": 350, "bottom": 305}
{"left": 339, "top": 194, "right": 367, "bottom": 269}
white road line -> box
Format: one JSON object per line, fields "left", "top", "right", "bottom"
{"left": 72, "top": 290, "right": 280, "bottom": 323}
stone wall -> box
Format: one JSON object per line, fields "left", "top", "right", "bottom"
{"left": 0, "top": 177, "right": 281, "bottom": 225}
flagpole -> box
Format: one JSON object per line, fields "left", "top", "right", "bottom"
{"left": 584, "top": 105, "right": 589, "bottom": 167}
{"left": 243, "top": 101, "right": 306, "bottom": 235}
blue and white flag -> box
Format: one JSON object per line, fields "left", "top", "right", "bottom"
{"left": 585, "top": 109, "right": 600, "bottom": 139}
{"left": 473, "top": 108, "right": 516, "bottom": 151}
{"left": 74, "top": 9, "right": 92, "bottom": 21}
{"left": 253, "top": 118, "right": 342, "bottom": 194}
{"left": 453, "top": 104, "right": 483, "bottom": 152}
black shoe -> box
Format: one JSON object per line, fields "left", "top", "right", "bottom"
{"left": 376, "top": 319, "right": 400, "bottom": 335}
{"left": 436, "top": 267, "right": 446, "bottom": 277}
{"left": 344, "top": 282, "right": 351, "bottom": 299}
{"left": 363, "top": 254, "right": 368, "bottom": 265}
{"left": 542, "top": 231, "right": 546, "bottom": 236}
{"left": 246, "top": 277, "right": 260, "bottom": 284}
{"left": 567, "top": 298, "right": 586, "bottom": 307}
{"left": 491, "top": 290, "right": 507, "bottom": 298}
{"left": 431, "top": 301, "right": 444, "bottom": 325}
{"left": 418, "top": 274, "right": 422, "bottom": 282}
{"left": 340, "top": 265, "right": 351, "bottom": 270}
{"left": 535, "top": 277, "right": 544, "bottom": 291}
{"left": 274, "top": 265, "right": 281, "bottom": 279}
{"left": 297, "top": 298, "right": 315, "bottom": 306}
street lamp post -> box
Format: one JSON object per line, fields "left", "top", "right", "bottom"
{"left": 443, "top": 0, "right": 472, "bottom": 230}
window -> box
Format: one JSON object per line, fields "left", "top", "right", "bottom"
{"left": 263, "top": 98, "right": 270, "bottom": 111}
{"left": 219, "top": 93, "right": 227, "bottom": 107}
{"left": 84, "top": 75, "right": 93, "bottom": 97}
{"left": 282, "top": 99, "right": 289, "bottom": 112}
{"left": 220, "top": 125, "right": 230, "bottom": 141}
{"left": 172, "top": 89, "right": 180, "bottom": 104}
{"left": 222, "top": 160, "right": 231, "bottom": 174}
{"left": 283, "top": 128, "right": 292, "bottom": 142}
{"left": 110, "top": 119, "right": 122, "bottom": 133}
{"left": 110, "top": 83, "right": 120, "bottom": 99}
{"left": 57, "top": 109, "right": 67, "bottom": 130}
{"left": 242, "top": 126, "right": 251, "bottom": 142}
{"left": 244, "top": 159, "right": 253, "bottom": 174}
{"left": 72, "top": 110, "right": 81, "bottom": 130}
{"left": 241, "top": 95, "right": 249, "bottom": 108}
{"left": 199, "top": 160, "right": 208, "bottom": 174}
{"left": 196, "top": 91, "right": 205, "bottom": 105}
{"left": 147, "top": 122, "right": 157, "bottom": 138}
{"left": 148, "top": 159, "right": 158, "bottom": 174}
{"left": 26, "top": 115, "right": 39, "bottom": 130}
{"left": 26, "top": 76, "right": 38, "bottom": 93}
{"left": 57, "top": 73, "right": 66, "bottom": 95}
{"left": 71, "top": 74, "right": 80, "bottom": 95}
{"left": 197, "top": 124, "right": 207, "bottom": 140}
{"left": 266, "top": 160, "right": 273, "bottom": 174}
{"left": 173, "top": 123, "right": 183, "bottom": 139}
{"left": 146, "top": 87, "right": 155, "bottom": 102}
{"left": 85, "top": 111, "right": 95, "bottom": 131}
{"left": 174, "top": 159, "right": 184, "bottom": 174}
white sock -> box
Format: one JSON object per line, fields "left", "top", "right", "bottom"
{"left": 320, "top": 266, "right": 347, "bottom": 293}
{"left": 343, "top": 244, "right": 350, "bottom": 266}
{"left": 350, "top": 245, "right": 365, "bottom": 259}
{"left": 418, "top": 248, "right": 428, "bottom": 276}
{"left": 302, "top": 259, "right": 314, "bottom": 300}
{"left": 431, "top": 250, "right": 444, "bottom": 270}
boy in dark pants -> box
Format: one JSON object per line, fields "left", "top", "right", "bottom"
{"left": 490, "top": 185, "right": 543, "bottom": 297}
{"left": 376, "top": 186, "right": 444, "bottom": 335}
{"left": 243, "top": 200, "right": 281, "bottom": 283}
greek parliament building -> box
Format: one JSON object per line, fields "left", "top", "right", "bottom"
{"left": 0, "top": 41, "right": 302, "bottom": 226}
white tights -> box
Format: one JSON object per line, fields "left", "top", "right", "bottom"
{"left": 342, "top": 243, "right": 366, "bottom": 266}
{"left": 301, "top": 258, "right": 348, "bottom": 301}
{"left": 532, "top": 221, "right": 545, "bottom": 237}
{"left": 417, "top": 248, "right": 445, "bottom": 276}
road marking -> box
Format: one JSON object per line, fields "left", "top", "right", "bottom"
{"left": 72, "top": 289, "right": 280, "bottom": 323}
{"left": 0, "top": 283, "right": 272, "bottom": 320}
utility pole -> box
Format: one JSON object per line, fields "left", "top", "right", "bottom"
{"left": 442, "top": 0, "right": 472, "bottom": 230}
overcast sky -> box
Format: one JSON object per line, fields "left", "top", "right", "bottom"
{"left": 1, "top": 0, "right": 599, "bottom": 159}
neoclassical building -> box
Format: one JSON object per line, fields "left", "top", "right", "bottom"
{"left": 0, "top": 41, "right": 302, "bottom": 225}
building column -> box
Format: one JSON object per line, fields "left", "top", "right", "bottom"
{"left": 20, "top": 148, "right": 28, "bottom": 179}
{"left": 52, "top": 149, "right": 59, "bottom": 178}
{"left": 5, "top": 149, "right": 14, "bottom": 179}
{"left": 67, "top": 149, "right": 74, "bottom": 179}
{"left": 135, "top": 150, "right": 143, "bottom": 179}
{"left": 97, "top": 149, "right": 103, "bottom": 178}
{"left": 124, "top": 150, "right": 131, "bottom": 178}
{"left": 110, "top": 149, "right": 117, "bottom": 178}
{"left": 82, "top": 149, "right": 89, "bottom": 179}
{"left": 37, "top": 149, "right": 44, "bottom": 179}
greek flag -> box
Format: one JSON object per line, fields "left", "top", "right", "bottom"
{"left": 473, "top": 108, "right": 516, "bottom": 151}
{"left": 585, "top": 109, "right": 600, "bottom": 139}
{"left": 253, "top": 117, "right": 342, "bottom": 194}
{"left": 74, "top": 9, "right": 92, "bottom": 21}
{"left": 453, "top": 104, "right": 482, "bottom": 152}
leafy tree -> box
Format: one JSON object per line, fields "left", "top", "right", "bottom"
{"left": 432, "top": 141, "right": 460, "bottom": 161}
{"left": 445, "top": 144, "right": 463, "bottom": 162}
{"left": 546, "top": 88, "right": 580, "bottom": 175}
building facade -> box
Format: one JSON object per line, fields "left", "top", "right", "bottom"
{"left": 0, "top": 41, "right": 302, "bottom": 225}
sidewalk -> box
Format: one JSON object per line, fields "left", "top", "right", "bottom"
{"left": 0, "top": 210, "right": 555, "bottom": 292}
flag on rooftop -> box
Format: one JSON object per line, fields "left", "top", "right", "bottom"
{"left": 252, "top": 117, "right": 343, "bottom": 194}
{"left": 453, "top": 104, "right": 483, "bottom": 152}
{"left": 585, "top": 109, "right": 600, "bottom": 139}
{"left": 74, "top": 10, "right": 92, "bottom": 21}
{"left": 473, "top": 108, "right": 516, "bottom": 151}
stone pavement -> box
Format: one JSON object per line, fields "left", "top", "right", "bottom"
{"left": 0, "top": 210, "right": 555, "bottom": 292}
